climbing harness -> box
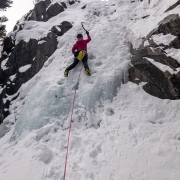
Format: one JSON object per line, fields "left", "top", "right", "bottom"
{"left": 77, "top": 50, "right": 86, "bottom": 61}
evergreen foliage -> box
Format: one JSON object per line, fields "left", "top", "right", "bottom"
{"left": 0, "top": 0, "right": 12, "bottom": 40}
{"left": 0, "top": 25, "right": 6, "bottom": 39}
{"left": 0, "top": 0, "right": 12, "bottom": 11}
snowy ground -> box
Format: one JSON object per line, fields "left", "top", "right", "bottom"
{"left": 1, "top": 0, "right": 180, "bottom": 180}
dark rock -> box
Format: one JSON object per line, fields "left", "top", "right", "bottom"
{"left": 168, "top": 36, "right": 180, "bottom": 49}
{"left": 81, "top": 5, "right": 86, "bottom": 9}
{"left": 47, "top": 3, "right": 64, "bottom": 20}
{"left": 51, "top": 21, "right": 73, "bottom": 36}
{"left": 156, "top": 14, "right": 180, "bottom": 36}
{"left": 28, "top": 0, "right": 65, "bottom": 22}
{"left": 0, "top": 15, "right": 73, "bottom": 123}
{"left": 129, "top": 14, "right": 180, "bottom": 99}
{"left": 69, "top": 0, "right": 76, "bottom": 5}
{"left": 142, "top": 15, "right": 149, "bottom": 19}
{"left": 165, "top": 0, "right": 180, "bottom": 12}
{"left": 0, "top": 0, "right": 75, "bottom": 124}
{"left": 0, "top": 32, "right": 58, "bottom": 123}
{"left": 28, "top": 0, "right": 51, "bottom": 21}
{"left": 129, "top": 57, "right": 179, "bottom": 99}
{"left": 61, "top": 2, "right": 67, "bottom": 9}
{"left": 27, "top": 0, "right": 77, "bottom": 22}
{"left": 174, "top": 71, "right": 180, "bottom": 90}
{"left": 130, "top": 44, "right": 180, "bottom": 70}
{"left": 2, "top": 37, "right": 15, "bottom": 54}
{"left": 129, "top": 66, "right": 148, "bottom": 84}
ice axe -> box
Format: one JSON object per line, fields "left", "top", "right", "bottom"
{"left": 81, "top": 22, "right": 88, "bottom": 32}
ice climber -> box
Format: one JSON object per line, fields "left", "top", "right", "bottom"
{"left": 64, "top": 30, "right": 91, "bottom": 77}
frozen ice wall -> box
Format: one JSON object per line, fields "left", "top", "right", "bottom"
{"left": 11, "top": 61, "right": 129, "bottom": 140}
{"left": 10, "top": 0, "right": 130, "bottom": 140}
{"left": 10, "top": 80, "right": 72, "bottom": 140}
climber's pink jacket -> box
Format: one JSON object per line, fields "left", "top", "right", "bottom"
{"left": 72, "top": 35, "right": 91, "bottom": 53}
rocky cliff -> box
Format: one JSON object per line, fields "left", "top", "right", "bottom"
{"left": 1, "top": 0, "right": 180, "bottom": 125}
{"left": 129, "top": 1, "right": 180, "bottom": 99}
{"left": 0, "top": 0, "right": 74, "bottom": 123}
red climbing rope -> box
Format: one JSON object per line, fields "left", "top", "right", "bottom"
{"left": 63, "top": 65, "right": 83, "bottom": 180}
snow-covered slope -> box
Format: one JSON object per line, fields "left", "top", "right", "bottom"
{"left": 1, "top": 0, "right": 180, "bottom": 179}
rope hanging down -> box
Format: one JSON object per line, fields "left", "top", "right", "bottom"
{"left": 63, "top": 65, "right": 83, "bottom": 180}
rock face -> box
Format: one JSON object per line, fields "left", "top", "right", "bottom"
{"left": 0, "top": 0, "right": 73, "bottom": 124}
{"left": 51, "top": 21, "right": 73, "bottom": 36}
{"left": 26, "top": 0, "right": 76, "bottom": 22}
{"left": 0, "top": 32, "right": 58, "bottom": 123}
{"left": 129, "top": 14, "right": 180, "bottom": 99}
{"left": 28, "top": 0, "right": 66, "bottom": 22}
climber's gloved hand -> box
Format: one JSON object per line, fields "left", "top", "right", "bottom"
{"left": 86, "top": 31, "right": 89, "bottom": 35}
{"left": 73, "top": 51, "right": 79, "bottom": 57}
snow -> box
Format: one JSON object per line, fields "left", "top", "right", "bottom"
{"left": 151, "top": 33, "right": 177, "bottom": 46}
{"left": 165, "top": 48, "right": 180, "bottom": 64}
{"left": 0, "top": 86, "right": 3, "bottom": 94}
{"left": 9, "top": 74, "right": 17, "bottom": 81}
{"left": 1, "top": 0, "right": 180, "bottom": 180}
{"left": 146, "top": 57, "right": 179, "bottom": 74}
{"left": 38, "top": 40, "right": 46, "bottom": 44}
{"left": 0, "top": 122, "right": 11, "bottom": 138}
{"left": 128, "top": 0, "right": 180, "bottom": 48}
{"left": 19, "top": 64, "right": 32, "bottom": 73}
{"left": 3, "top": 92, "right": 19, "bottom": 104}
{"left": 1, "top": 58, "right": 8, "bottom": 70}
{"left": 144, "top": 40, "right": 149, "bottom": 47}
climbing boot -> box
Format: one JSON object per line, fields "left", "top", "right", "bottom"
{"left": 64, "top": 71, "right": 68, "bottom": 77}
{"left": 85, "top": 69, "right": 91, "bottom": 76}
